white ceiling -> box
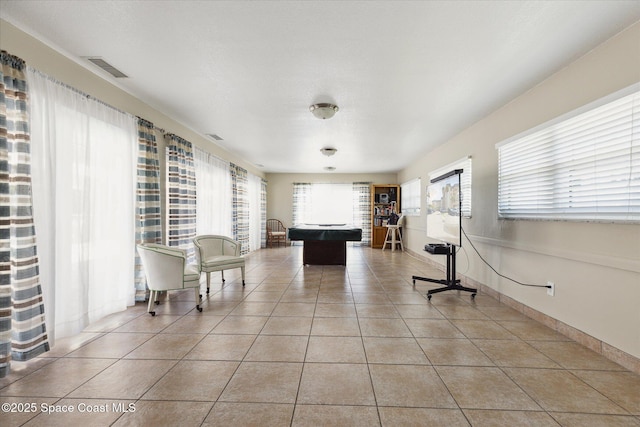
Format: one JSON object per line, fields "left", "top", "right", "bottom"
{"left": 2, "top": 1, "right": 639, "bottom": 174}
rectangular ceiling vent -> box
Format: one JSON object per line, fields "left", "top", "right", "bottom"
{"left": 85, "top": 57, "right": 128, "bottom": 78}
{"left": 206, "top": 133, "right": 224, "bottom": 141}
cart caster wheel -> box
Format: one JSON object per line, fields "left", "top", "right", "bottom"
{"left": 427, "top": 294, "right": 432, "bottom": 301}
{"left": 412, "top": 280, "right": 416, "bottom": 285}
{"left": 197, "top": 305, "right": 202, "bottom": 312}
{"left": 199, "top": 294, "right": 202, "bottom": 301}
{"left": 471, "top": 293, "right": 476, "bottom": 299}
{"left": 206, "top": 288, "right": 210, "bottom": 294}
{"left": 154, "top": 300, "right": 160, "bottom": 305}
{"left": 149, "top": 311, "right": 156, "bottom": 316}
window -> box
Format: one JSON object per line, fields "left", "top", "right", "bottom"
{"left": 401, "top": 178, "right": 421, "bottom": 216}
{"left": 497, "top": 85, "right": 640, "bottom": 222}
{"left": 430, "top": 157, "right": 472, "bottom": 217}
{"left": 292, "top": 183, "right": 353, "bottom": 224}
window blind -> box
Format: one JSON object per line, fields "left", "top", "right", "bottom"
{"left": 401, "top": 178, "right": 421, "bottom": 216}
{"left": 497, "top": 85, "right": 640, "bottom": 222}
{"left": 430, "top": 157, "right": 472, "bottom": 217}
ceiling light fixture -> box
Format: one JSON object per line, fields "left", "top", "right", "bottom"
{"left": 320, "top": 147, "right": 337, "bottom": 157}
{"left": 324, "top": 166, "right": 336, "bottom": 171}
{"left": 309, "top": 103, "right": 339, "bottom": 120}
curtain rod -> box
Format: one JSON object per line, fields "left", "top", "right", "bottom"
{"left": 27, "top": 66, "right": 135, "bottom": 119}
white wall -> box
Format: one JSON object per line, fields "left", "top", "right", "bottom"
{"left": 399, "top": 22, "right": 640, "bottom": 360}
{"left": 266, "top": 173, "right": 397, "bottom": 228}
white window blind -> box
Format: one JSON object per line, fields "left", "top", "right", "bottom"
{"left": 430, "top": 157, "right": 472, "bottom": 217}
{"left": 401, "top": 178, "right": 421, "bottom": 216}
{"left": 497, "top": 85, "right": 640, "bottom": 222}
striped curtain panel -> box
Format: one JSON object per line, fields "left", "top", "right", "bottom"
{"left": 0, "top": 51, "right": 49, "bottom": 378}
{"left": 165, "top": 133, "right": 197, "bottom": 261}
{"left": 292, "top": 183, "right": 312, "bottom": 226}
{"left": 134, "top": 118, "right": 162, "bottom": 301}
{"left": 353, "top": 182, "right": 372, "bottom": 246}
{"left": 230, "top": 163, "right": 250, "bottom": 255}
{"left": 261, "top": 178, "right": 267, "bottom": 248}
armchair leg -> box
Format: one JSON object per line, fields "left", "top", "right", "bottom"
{"left": 221, "top": 270, "right": 225, "bottom": 283}
{"left": 241, "top": 266, "right": 246, "bottom": 287}
{"left": 194, "top": 287, "right": 202, "bottom": 312}
{"left": 147, "top": 290, "right": 156, "bottom": 316}
{"left": 206, "top": 272, "right": 211, "bottom": 294}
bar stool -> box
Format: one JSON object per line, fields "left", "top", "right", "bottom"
{"left": 382, "top": 214, "right": 404, "bottom": 252}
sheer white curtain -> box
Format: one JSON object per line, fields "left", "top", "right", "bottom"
{"left": 248, "top": 172, "right": 262, "bottom": 251}
{"left": 194, "top": 147, "right": 232, "bottom": 236}
{"left": 28, "top": 68, "right": 138, "bottom": 342}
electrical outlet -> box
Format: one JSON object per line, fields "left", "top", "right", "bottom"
{"left": 547, "top": 281, "right": 555, "bottom": 296}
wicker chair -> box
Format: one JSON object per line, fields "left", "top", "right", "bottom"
{"left": 266, "top": 219, "right": 287, "bottom": 247}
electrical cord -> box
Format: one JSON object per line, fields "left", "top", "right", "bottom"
{"left": 461, "top": 227, "right": 550, "bottom": 289}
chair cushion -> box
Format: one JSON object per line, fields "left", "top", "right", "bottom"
{"left": 201, "top": 255, "right": 245, "bottom": 271}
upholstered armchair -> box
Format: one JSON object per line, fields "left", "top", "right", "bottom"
{"left": 193, "top": 235, "right": 246, "bottom": 294}
{"left": 136, "top": 243, "right": 202, "bottom": 316}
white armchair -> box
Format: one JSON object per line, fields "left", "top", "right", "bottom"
{"left": 193, "top": 235, "right": 246, "bottom": 294}
{"left": 137, "top": 243, "right": 202, "bottom": 316}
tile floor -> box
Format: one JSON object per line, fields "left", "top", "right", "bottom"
{"left": 1, "top": 246, "right": 639, "bottom": 426}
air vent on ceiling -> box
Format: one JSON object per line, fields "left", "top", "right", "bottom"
{"left": 206, "top": 133, "right": 224, "bottom": 141}
{"left": 85, "top": 57, "right": 128, "bottom": 78}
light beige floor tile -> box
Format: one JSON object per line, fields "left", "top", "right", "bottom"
{"left": 572, "top": 370, "right": 640, "bottom": 414}
{"left": 161, "top": 314, "right": 225, "bottom": 333}
{"left": 0, "top": 397, "right": 57, "bottom": 426}
{"left": 476, "top": 306, "right": 530, "bottom": 321}
{"left": 123, "top": 333, "right": 204, "bottom": 359}
{"left": 395, "top": 304, "right": 445, "bottom": 319}
{"left": 356, "top": 304, "right": 401, "bottom": 318}
{"left": 38, "top": 332, "right": 104, "bottom": 357}
{"left": 436, "top": 366, "right": 541, "bottom": 410}
{"left": 450, "top": 319, "right": 517, "bottom": 339}
{"left": 244, "top": 335, "right": 308, "bottom": 362}
{"left": 352, "top": 292, "right": 393, "bottom": 304}
{"left": 379, "top": 407, "right": 470, "bottom": 427}
{"left": 463, "top": 409, "right": 560, "bottom": 426}
{"left": 359, "top": 318, "right": 413, "bottom": 337}
{"left": 316, "top": 292, "right": 354, "bottom": 303}
{"left": 293, "top": 404, "right": 380, "bottom": 426}
{"left": 66, "top": 332, "right": 154, "bottom": 359}
{"left": 499, "top": 320, "right": 570, "bottom": 341}
{"left": 0, "top": 358, "right": 115, "bottom": 397}
{"left": 242, "top": 291, "right": 285, "bottom": 302}
{"left": 112, "top": 400, "right": 212, "bottom": 426}
{"left": 363, "top": 337, "right": 430, "bottom": 364}
{"left": 529, "top": 341, "right": 627, "bottom": 370}
{"left": 505, "top": 367, "right": 628, "bottom": 414}
{"left": 229, "top": 301, "right": 277, "bottom": 316}
{"left": 314, "top": 303, "right": 357, "bottom": 317}
{"left": 219, "top": 361, "right": 303, "bottom": 403}
{"left": 261, "top": 316, "right": 313, "bottom": 335}
{"left": 142, "top": 360, "right": 238, "bottom": 401}
{"left": 67, "top": 359, "right": 176, "bottom": 399}
{"left": 297, "top": 363, "right": 375, "bottom": 405}
{"left": 311, "top": 317, "right": 361, "bottom": 336}
{"left": 305, "top": 336, "right": 367, "bottom": 363}
{"left": 272, "top": 302, "right": 316, "bottom": 317}
{"left": 549, "top": 412, "right": 640, "bottom": 427}
{"left": 0, "top": 357, "right": 55, "bottom": 389}
{"left": 386, "top": 292, "right": 430, "bottom": 305}
{"left": 472, "top": 339, "right": 561, "bottom": 368}
{"left": 369, "top": 364, "right": 458, "bottom": 408}
{"left": 405, "top": 318, "right": 465, "bottom": 338}
{"left": 23, "top": 399, "right": 134, "bottom": 426}
{"left": 203, "top": 402, "right": 294, "bottom": 427}
{"left": 112, "top": 314, "right": 182, "bottom": 333}
{"left": 212, "top": 315, "right": 269, "bottom": 334}
{"left": 417, "top": 338, "right": 494, "bottom": 366}
{"left": 184, "top": 334, "right": 256, "bottom": 360}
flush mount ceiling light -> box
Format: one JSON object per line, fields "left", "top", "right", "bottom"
{"left": 320, "top": 147, "right": 337, "bottom": 157}
{"left": 324, "top": 166, "right": 336, "bottom": 171}
{"left": 309, "top": 103, "right": 339, "bottom": 120}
